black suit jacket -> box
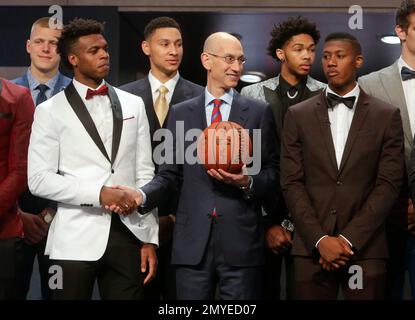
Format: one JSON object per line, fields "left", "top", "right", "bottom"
{"left": 120, "top": 76, "right": 203, "bottom": 217}
{"left": 141, "top": 92, "right": 279, "bottom": 266}
{"left": 262, "top": 86, "right": 323, "bottom": 226}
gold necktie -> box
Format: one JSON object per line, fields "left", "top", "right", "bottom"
{"left": 154, "top": 85, "right": 169, "bottom": 126}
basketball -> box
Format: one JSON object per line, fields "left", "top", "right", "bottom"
{"left": 197, "top": 121, "right": 252, "bottom": 174}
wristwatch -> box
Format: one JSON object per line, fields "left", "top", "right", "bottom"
{"left": 281, "top": 219, "right": 295, "bottom": 232}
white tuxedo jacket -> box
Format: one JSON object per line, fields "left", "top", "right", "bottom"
{"left": 28, "top": 82, "right": 158, "bottom": 261}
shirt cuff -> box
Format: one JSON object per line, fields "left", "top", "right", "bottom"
{"left": 315, "top": 235, "right": 328, "bottom": 248}
{"left": 138, "top": 189, "right": 147, "bottom": 206}
{"left": 339, "top": 234, "right": 353, "bottom": 248}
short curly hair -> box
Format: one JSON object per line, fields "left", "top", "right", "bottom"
{"left": 267, "top": 16, "right": 320, "bottom": 61}
{"left": 57, "top": 18, "right": 105, "bottom": 70}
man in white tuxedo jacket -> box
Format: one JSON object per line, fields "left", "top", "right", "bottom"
{"left": 27, "top": 18, "right": 158, "bottom": 300}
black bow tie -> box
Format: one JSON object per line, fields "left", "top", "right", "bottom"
{"left": 326, "top": 92, "right": 356, "bottom": 109}
{"left": 401, "top": 66, "right": 415, "bottom": 81}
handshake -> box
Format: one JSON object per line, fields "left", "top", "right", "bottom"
{"left": 99, "top": 185, "right": 144, "bottom": 215}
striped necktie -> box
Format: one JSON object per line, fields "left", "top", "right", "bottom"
{"left": 211, "top": 99, "right": 222, "bottom": 124}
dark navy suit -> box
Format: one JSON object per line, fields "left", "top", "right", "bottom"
{"left": 141, "top": 91, "right": 279, "bottom": 299}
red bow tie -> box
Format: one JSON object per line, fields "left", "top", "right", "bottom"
{"left": 85, "top": 85, "right": 108, "bottom": 100}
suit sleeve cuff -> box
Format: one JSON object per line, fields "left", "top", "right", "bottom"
{"left": 138, "top": 189, "right": 147, "bottom": 205}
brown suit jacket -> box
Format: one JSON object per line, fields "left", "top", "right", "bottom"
{"left": 281, "top": 89, "right": 405, "bottom": 259}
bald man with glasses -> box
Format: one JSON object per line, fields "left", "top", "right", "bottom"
{"left": 127, "top": 32, "right": 278, "bottom": 299}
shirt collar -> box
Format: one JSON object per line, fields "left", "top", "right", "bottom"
{"left": 204, "top": 88, "right": 234, "bottom": 107}
{"left": 398, "top": 56, "right": 415, "bottom": 72}
{"left": 148, "top": 70, "right": 180, "bottom": 94}
{"left": 278, "top": 75, "right": 307, "bottom": 94}
{"left": 72, "top": 78, "right": 106, "bottom": 102}
{"left": 27, "top": 68, "right": 60, "bottom": 92}
{"left": 326, "top": 82, "right": 360, "bottom": 109}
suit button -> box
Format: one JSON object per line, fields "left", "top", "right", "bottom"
{"left": 336, "top": 180, "right": 342, "bottom": 186}
{"left": 331, "top": 209, "right": 337, "bottom": 215}
{"left": 111, "top": 169, "right": 114, "bottom": 174}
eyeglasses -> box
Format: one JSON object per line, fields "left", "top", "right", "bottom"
{"left": 208, "top": 53, "right": 247, "bottom": 65}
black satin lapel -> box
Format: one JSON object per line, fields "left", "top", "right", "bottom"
{"left": 314, "top": 93, "right": 338, "bottom": 173}
{"left": 228, "top": 92, "right": 248, "bottom": 128}
{"left": 64, "top": 82, "right": 110, "bottom": 163}
{"left": 264, "top": 86, "right": 283, "bottom": 139}
{"left": 338, "top": 94, "right": 369, "bottom": 175}
{"left": 107, "top": 84, "right": 123, "bottom": 165}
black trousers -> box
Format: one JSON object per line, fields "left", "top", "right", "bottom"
{"left": 0, "top": 237, "right": 24, "bottom": 299}
{"left": 263, "top": 249, "right": 294, "bottom": 300}
{"left": 51, "top": 213, "right": 145, "bottom": 300}
{"left": 144, "top": 240, "right": 176, "bottom": 300}
{"left": 18, "top": 237, "right": 51, "bottom": 299}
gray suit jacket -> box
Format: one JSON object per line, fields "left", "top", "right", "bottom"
{"left": 359, "top": 61, "right": 412, "bottom": 167}
{"left": 359, "top": 61, "right": 409, "bottom": 233}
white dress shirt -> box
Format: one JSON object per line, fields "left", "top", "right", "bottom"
{"left": 398, "top": 56, "right": 415, "bottom": 137}
{"left": 327, "top": 83, "right": 360, "bottom": 168}
{"left": 315, "top": 84, "right": 360, "bottom": 249}
{"left": 72, "top": 78, "right": 113, "bottom": 159}
{"left": 204, "top": 87, "right": 233, "bottom": 125}
{"left": 148, "top": 70, "right": 180, "bottom": 105}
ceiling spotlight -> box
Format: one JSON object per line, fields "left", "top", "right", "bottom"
{"left": 379, "top": 34, "right": 400, "bottom": 44}
{"left": 240, "top": 71, "right": 266, "bottom": 83}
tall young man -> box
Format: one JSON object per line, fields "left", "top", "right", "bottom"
{"left": 281, "top": 33, "right": 404, "bottom": 299}
{"left": 241, "top": 16, "right": 325, "bottom": 299}
{"left": 120, "top": 17, "right": 203, "bottom": 299}
{"left": 28, "top": 18, "right": 158, "bottom": 300}
{"left": 12, "top": 17, "right": 71, "bottom": 300}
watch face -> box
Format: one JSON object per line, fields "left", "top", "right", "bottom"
{"left": 282, "top": 220, "right": 294, "bottom": 232}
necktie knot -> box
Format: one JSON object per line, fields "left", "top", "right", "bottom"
{"left": 158, "top": 85, "right": 168, "bottom": 95}
{"left": 35, "top": 84, "right": 49, "bottom": 106}
{"left": 213, "top": 99, "right": 222, "bottom": 108}
{"left": 36, "top": 84, "right": 49, "bottom": 94}
{"left": 326, "top": 92, "right": 356, "bottom": 109}
{"left": 85, "top": 84, "right": 109, "bottom": 100}
{"left": 211, "top": 99, "right": 223, "bottom": 124}
{"left": 401, "top": 66, "right": 415, "bottom": 81}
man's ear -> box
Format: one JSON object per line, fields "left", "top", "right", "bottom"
{"left": 201, "top": 52, "right": 211, "bottom": 71}
{"left": 395, "top": 25, "right": 407, "bottom": 43}
{"left": 67, "top": 53, "right": 78, "bottom": 68}
{"left": 355, "top": 54, "right": 364, "bottom": 69}
{"left": 26, "top": 39, "right": 31, "bottom": 54}
{"left": 276, "top": 49, "right": 285, "bottom": 62}
{"left": 142, "top": 40, "right": 150, "bottom": 56}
